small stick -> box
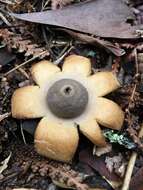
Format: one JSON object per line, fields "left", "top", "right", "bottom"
{"left": 13, "top": 188, "right": 38, "bottom": 190}
{"left": 54, "top": 46, "right": 73, "bottom": 65}
{"left": 17, "top": 65, "right": 30, "bottom": 79}
{"left": 20, "top": 122, "right": 27, "bottom": 145}
{"left": 0, "top": 12, "right": 11, "bottom": 26}
{"left": 134, "top": 48, "right": 139, "bottom": 75}
{"left": 4, "top": 51, "right": 47, "bottom": 76}
{"left": 0, "top": 0, "right": 14, "bottom": 5}
{"left": 121, "top": 124, "right": 143, "bottom": 190}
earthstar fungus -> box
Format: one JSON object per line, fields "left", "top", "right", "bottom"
{"left": 11, "top": 55, "right": 124, "bottom": 162}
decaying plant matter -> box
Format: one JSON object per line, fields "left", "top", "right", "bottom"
{"left": 0, "top": 29, "right": 49, "bottom": 58}
{"left": 31, "top": 160, "right": 89, "bottom": 190}
{"left": 11, "top": 54, "right": 124, "bottom": 162}
{"left": 0, "top": 0, "right": 143, "bottom": 189}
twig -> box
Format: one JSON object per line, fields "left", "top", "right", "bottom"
{"left": 54, "top": 45, "right": 73, "bottom": 65}
{"left": 0, "top": 12, "right": 11, "bottom": 26}
{"left": 126, "top": 47, "right": 139, "bottom": 114}
{"left": 125, "top": 84, "right": 137, "bottom": 117}
{"left": 121, "top": 124, "right": 143, "bottom": 190}
{"left": 42, "top": 0, "right": 51, "bottom": 10}
{"left": 56, "top": 42, "right": 71, "bottom": 59}
{"left": 17, "top": 65, "right": 30, "bottom": 79}
{"left": 129, "top": 84, "right": 137, "bottom": 107}
{"left": 0, "top": 0, "right": 15, "bottom": 4}
{"left": 134, "top": 48, "right": 139, "bottom": 75}
{"left": 13, "top": 188, "right": 38, "bottom": 190}
{"left": 3, "top": 51, "right": 47, "bottom": 76}
{"left": 121, "top": 152, "right": 137, "bottom": 190}
{"left": 41, "top": 26, "right": 54, "bottom": 57}
{"left": 20, "top": 122, "right": 27, "bottom": 145}
{"left": 0, "top": 112, "right": 11, "bottom": 122}
{"left": 0, "top": 24, "right": 25, "bottom": 29}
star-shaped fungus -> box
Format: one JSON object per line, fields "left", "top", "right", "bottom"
{"left": 11, "top": 55, "right": 124, "bottom": 162}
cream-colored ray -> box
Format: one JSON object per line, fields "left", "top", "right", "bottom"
{"left": 62, "top": 55, "right": 91, "bottom": 76}
{"left": 87, "top": 72, "right": 120, "bottom": 97}
{"left": 79, "top": 119, "right": 106, "bottom": 146}
{"left": 95, "top": 97, "right": 124, "bottom": 130}
{"left": 11, "top": 86, "right": 47, "bottom": 119}
{"left": 31, "top": 60, "right": 61, "bottom": 86}
{"left": 35, "top": 117, "right": 79, "bottom": 162}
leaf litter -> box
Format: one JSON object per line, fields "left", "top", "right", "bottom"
{"left": 0, "top": 0, "right": 143, "bottom": 190}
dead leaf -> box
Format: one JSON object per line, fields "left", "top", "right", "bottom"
{"left": 105, "top": 153, "right": 123, "bottom": 173}
{"left": 105, "top": 153, "right": 126, "bottom": 177}
{"left": 79, "top": 149, "right": 122, "bottom": 184}
{"left": 0, "top": 152, "right": 11, "bottom": 174}
{"left": 12, "top": 0, "right": 140, "bottom": 39}
{"left": 59, "top": 29, "right": 125, "bottom": 56}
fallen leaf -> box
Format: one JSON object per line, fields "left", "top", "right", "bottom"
{"left": 59, "top": 29, "right": 125, "bottom": 56}
{"left": 79, "top": 149, "right": 122, "bottom": 185}
{"left": 105, "top": 153, "right": 126, "bottom": 177}
{"left": 12, "top": 0, "right": 140, "bottom": 39}
{"left": 105, "top": 153, "right": 123, "bottom": 173}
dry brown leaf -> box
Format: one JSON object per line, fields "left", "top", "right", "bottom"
{"left": 105, "top": 153, "right": 126, "bottom": 177}
{"left": 12, "top": 0, "right": 140, "bottom": 39}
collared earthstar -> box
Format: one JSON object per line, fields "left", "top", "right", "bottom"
{"left": 11, "top": 55, "right": 124, "bottom": 162}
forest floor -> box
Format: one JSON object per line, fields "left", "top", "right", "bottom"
{"left": 0, "top": 0, "right": 143, "bottom": 190}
